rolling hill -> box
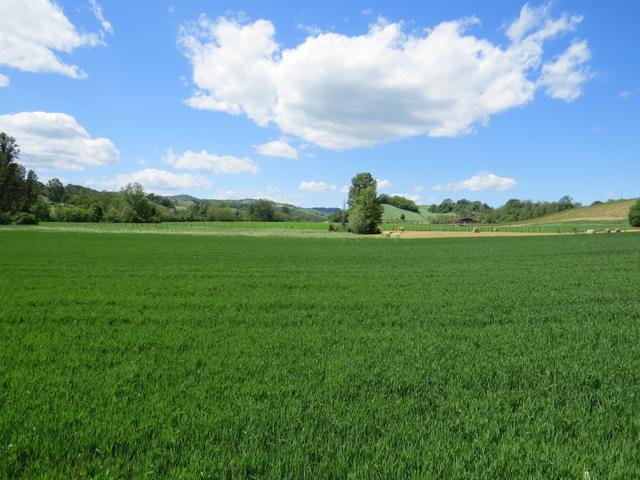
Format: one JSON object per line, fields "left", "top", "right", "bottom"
{"left": 520, "top": 199, "right": 636, "bottom": 224}
{"left": 382, "top": 204, "right": 426, "bottom": 222}
{"left": 382, "top": 204, "right": 456, "bottom": 223}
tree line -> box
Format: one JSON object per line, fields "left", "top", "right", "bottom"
{"left": 426, "top": 196, "right": 582, "bottom": 223}
{"left": 0, "top": 132, "right": 325, "bottom": 224}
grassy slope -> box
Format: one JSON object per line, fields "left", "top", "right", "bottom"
{"left": 381, "top": 203, "right": 426, "bottom": 222}
{"left": 382, "top": 204, "right": 454, "bottom": 223}
{"left": 1, "top": 231, "right": 640, "bottom": 478}
{"left": 521, "top": 199, "right": 636, "bottom": 224}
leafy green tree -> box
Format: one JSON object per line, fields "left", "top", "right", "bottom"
{"left": 45, "top": 178, "right": 65, "bottom": 203}
{"left": 348, "top": 172, "right": 377, "bottom": 209}
{"left": 347, "top": 173, "right": 382, "bottom": 234}
{"left": 106, "top": 183, "right": 158, "bottom": 223}
{"left": 629, "top": 199, "right": 640, "bottom": 227}
{"left": 436, "top": 198, "right": 455, "bottom": 213}
{"left": 248, "top": 199, "right": 275, "bottom": 221}
{"left": 558, "top": 195, "right": 576, "bottom": 210}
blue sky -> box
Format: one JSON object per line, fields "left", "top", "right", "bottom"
{"left": 1, "top": 0, "right": 638, "bottom": 207}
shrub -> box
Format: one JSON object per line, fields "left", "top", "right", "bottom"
{"left": 0, "top": 212, "right": 12, "bottom": 224}
{"left": 30, "top": 196, "right": 51, "bottom": 221}
{"left": 51, "top": 204, "right": 95, "bottom": 222}
{"left": 12, "top": 212, "right": 38, "bottom": 225}
{"left": 629, "top": 199, "right": 640, "bottom": 227}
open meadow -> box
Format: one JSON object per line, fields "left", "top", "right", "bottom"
{"left": 1, "top": 229, "right": 640, "bottom": 478}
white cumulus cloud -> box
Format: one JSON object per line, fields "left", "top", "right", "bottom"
{"left": 435, "top": 173, "right": 517, "bottom": 192}
{"left": 179, "top": 4, "right": 590, "bottom": 150}
{"left": 299, "top": 181, "right": 337, "bottom": 192}
{"left": 166, "top": 149, "right": 259, "bottom": 174}
{"left": 88, "top": 168, "right": 211, "bottom": 194}
{"left": 254, "top": 139, "right": 299, "bottom": 159}
{"left": 0, "top": 0, "right": 112, "bottom": 79}
{"left": 376, "top": 179, "right": 392, "bottom": 190}
{"left": 0, "top": 74, "right": 9, "bottom": 87}
{"left": 540, "top": 41, "right": 591, "bottom": 101}
{"left": 0, "top": 111, "right": 119, "bottom": 170}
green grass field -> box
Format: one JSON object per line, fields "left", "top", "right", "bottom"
{"left": 1, "top": 230, "right": 640, "bottom": 478}
{"left": 7, "top": 221, "right": 341, "bottom": 238}
{"left": 11, "top": 217, "right": 632, "bottom": 237}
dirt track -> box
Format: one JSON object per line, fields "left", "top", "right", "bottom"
{"left": 381, "top": 231, "right": 565, "bottom": 239}
{"left": 380, "top": 230, "right": 639, "bottom": 239}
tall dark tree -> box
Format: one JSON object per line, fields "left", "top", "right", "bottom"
{"left": 45, "top": 178, "right": 65, "bottom": 203}
{"left": 23, "top": 169, "right": 40, "bottom": 211}
{"left": 0, "top": 133, "right": 25, "bottom": 214}
{"left": 629, "top": 199, "right": 640, "bottom": 227}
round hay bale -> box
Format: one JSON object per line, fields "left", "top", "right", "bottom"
{"left": 472, "top": 227, "right": 481, "bottom": 234}
{"left": 381, "top": 231, "right": 391, "bottom": 238}
{"left": 390, "top": 232, "right": 401, "bottom": 238}
{"left": 585, "top": 229, "right": 595, "bottom": 234}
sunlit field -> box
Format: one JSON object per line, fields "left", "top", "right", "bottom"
{"left": 1, "top": 230, "right": 639, "bottom": 478}
{"left": 3, "top": 219, "right": 635, "bottom": 238}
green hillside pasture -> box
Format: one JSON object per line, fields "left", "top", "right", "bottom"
{"left": 521, "top": 199, "right": 636, "bottom": 223}
{"left": 1, "top": 231, "right": 640, "bottom": 478}
{"left": 381, "top": 203, "right": 427, "bottom": 222}
{"left": 382, "top": 204, "right": 455, "bottom": 223}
